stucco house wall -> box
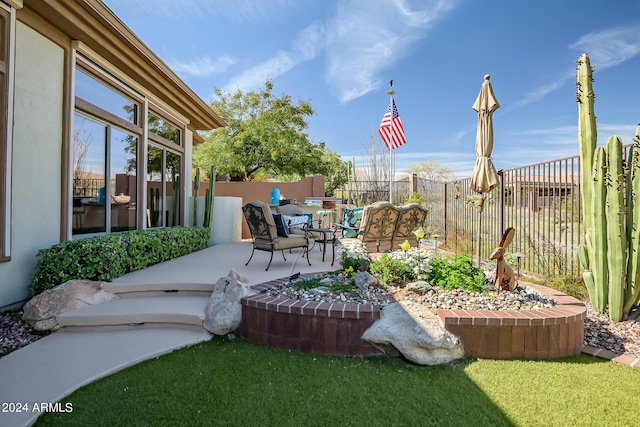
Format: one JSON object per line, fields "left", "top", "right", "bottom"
{"left": 0, "top": 21, "right": 65, "bottom": 308}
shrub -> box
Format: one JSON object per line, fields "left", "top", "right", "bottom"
{"left": 427, "top": 255, "right": 489, "bottom": 293}
{"left": 30, "top": 227, "right": 210, "bottom": 296}
{"left": 370, "top": 254, "right": 409, "bottom": 285}
{"left": 543, "top": 275, "right": 588, "bottom": 301}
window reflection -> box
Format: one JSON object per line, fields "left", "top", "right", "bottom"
{"left": 73, "top": 115, "right": 138, "bottom": 235}
{"left": 147, "top": 145, "right": 181, "bottom": 228}
{"left": 147, "top": 145, "right": 163, "bottom": 227}
{"left": 149, "top": 112, "right": 181, "bottom": 146}
{"left": 72, "top": 115, "right": 106, "bottom": 234}
{"left": 75, "top": 68, "right": 138, "bottom": 125}
{"left": 166, "top": 151, "right": 181, "bottom": 226}
{"left": 110, "top": 128, "right": 136, "bottom": 232}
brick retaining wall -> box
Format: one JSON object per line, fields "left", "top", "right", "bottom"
{"left": 237, "top": 277, "right": 585, "bottom": 360}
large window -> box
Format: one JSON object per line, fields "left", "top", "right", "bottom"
{"left": 0, "top": 3, "right": 14, "bottom": 261}
{"left": 73, "top": 57, "right": 185, "bottom": 236}
{"left": 73, "top": 64, "right": 141, "bottom": 236}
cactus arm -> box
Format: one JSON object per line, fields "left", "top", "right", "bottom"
{"left": 605, "top": 137, "right": 626, "bottom": 322}
{"left": 579, "top": 244, "right": 597, "bottom": 303}
{"left": 625, "top": 126, "right": 640, "bottom": 313}
{"left": 577, "top": 54, "right": 597, "bottom": 223}
{"left": 203, "top": 166, "right": 216, "bottom": 228}
{"left": 591, "top": 146, "right": 609, "bottom": 312}
{"left": 193, "top": 168, "right": 200, "bottom": 227}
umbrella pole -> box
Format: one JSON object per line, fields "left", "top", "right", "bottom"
{"left": 476, "top": 193, "right": 483, "bottom": 268}
{"left": 476, "top": 208, "right": 482, "bottom": 268}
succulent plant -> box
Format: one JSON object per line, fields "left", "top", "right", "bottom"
{"left": 577, "top": 53, "right": 640, "bottom": 321}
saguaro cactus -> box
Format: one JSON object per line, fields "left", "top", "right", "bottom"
{"left": 577, "top": 53, "right": 640, "bottom": 321}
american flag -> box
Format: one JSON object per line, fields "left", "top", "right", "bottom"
{"left": 378, "top": 99, "right": 406, "bottom": 151}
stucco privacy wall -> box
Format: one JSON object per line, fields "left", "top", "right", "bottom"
{"left": 0, "top": 22, "right": 64, "bottom": 309}
{"left": 206, "top": 175, "right": 326, "bottom": 239}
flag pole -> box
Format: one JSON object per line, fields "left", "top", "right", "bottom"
{"left": 387, "top": 81, "right": 395, "bottom": 203}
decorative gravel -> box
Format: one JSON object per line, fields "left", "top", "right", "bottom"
{"left": 0, "top": 309, "right": 50, "bottom": 357}
{"left": 266, "top": 274, "right": 557, "bottom": 311}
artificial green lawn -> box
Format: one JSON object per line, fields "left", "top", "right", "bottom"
{"left": 36, "top": 335, "right": 639, "bottom": 427}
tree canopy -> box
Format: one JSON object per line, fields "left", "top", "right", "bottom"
{"left": 404, "top": 160, "right": 454, "bottom": 182}
{"left": 194, "top": 80, "right": 347, "bottom": 185}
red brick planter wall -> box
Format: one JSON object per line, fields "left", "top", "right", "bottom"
{"left": 237, "top": 275, "right": 384, "bottom": 356}
{"left": 238, "top": 277, "right": 586, "bottom": 360}
{"left": 437, "top": 283, "right": 586, "bottom": 359}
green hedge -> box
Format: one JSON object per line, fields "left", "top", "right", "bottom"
{"left": 30, "top": 227, "right": 210, "bottom": 297}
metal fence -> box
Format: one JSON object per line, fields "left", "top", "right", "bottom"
{"left": 333, "top": 152, "right": 590, "bottom": 278}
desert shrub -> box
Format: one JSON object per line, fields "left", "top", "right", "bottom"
{"left": 427, "top": 254, "right": 490, "bottom": 293}
{"left": 30, "top": 227, "right": 210, "bottom": 296}
{"left": 370, "top": 254, "right": 409, "bottom": 285}
{"left": 543, "top": 275, "right": 588, "bottom": 301}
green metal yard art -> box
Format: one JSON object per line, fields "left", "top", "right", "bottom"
{"left": 577, "top": 53, "right": 640, "bottom": 322}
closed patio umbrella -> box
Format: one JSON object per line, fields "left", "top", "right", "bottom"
{"left": 471, "top": 74, "right": 500, "bottom": 194}
{"left": 470, "top": 74, "right": 500, "bottom": 267}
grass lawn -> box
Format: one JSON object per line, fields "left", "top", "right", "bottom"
{"left": 36, "top": 335, "right": 639, "bottom": 427}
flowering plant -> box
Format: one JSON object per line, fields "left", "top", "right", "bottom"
{"left": 336, "top": 240, "right": 371, "bottom": 272}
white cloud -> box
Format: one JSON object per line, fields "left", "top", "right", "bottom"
{"left": 325, "top": 0, "right": 458, "bottom": 103}
{"left": 222, "top": 22, "right": 326, "bottom": 92}
{"left": 167, "top": 55, "right": 236, "bottom": 77}
{"left": 509, "top": 24, "right": 640, "bottom": 112}
{"left": 510, "top": 75, "right": 573, "bottom": 110}
{"left": 571, "top": 24, "right": 640, "bottom": 70}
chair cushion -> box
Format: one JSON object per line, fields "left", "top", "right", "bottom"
{"left": 272, "top": 235, "right": 308, "bottom": 251}
{"left": 272, "top": 213, "right": 289, "bottom": 237}
{"left": 342, "top": 207, "right": 363, "bottom": 237}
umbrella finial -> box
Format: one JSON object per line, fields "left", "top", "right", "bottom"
{"left": 484, "top": 74, "right": 491, "bottom": 81}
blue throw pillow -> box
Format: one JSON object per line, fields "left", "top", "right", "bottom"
{"left": 272, "top": 213, "right": 289, "bottom": 237}
{"left": 295, "top": 213, "right": 313, "bottom": 227}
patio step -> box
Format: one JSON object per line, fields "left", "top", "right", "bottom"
{"left": 102, "top": 281, "right": 215, "bottom": 297}
{"left": 56, "top": 295, "right": 210, "bottom": 331}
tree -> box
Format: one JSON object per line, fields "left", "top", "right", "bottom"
{"left": 404, "top": 160, "right": 454, "bottom": 182}
{"left": 194, "top": 80, "right": 346, "bottom": 182}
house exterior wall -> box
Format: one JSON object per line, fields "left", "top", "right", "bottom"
{"left": 0, "top": 22, "right": 64, "bottom": 308}
{"left": 0, "top": 1, "right": 224, "bottom": 311}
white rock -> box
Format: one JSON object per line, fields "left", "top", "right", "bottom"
{"left": 361, "top": 300, "right": 465, "bottom": 365}
{"left": 203, "top": 269, "right": 255, "bottom": 335}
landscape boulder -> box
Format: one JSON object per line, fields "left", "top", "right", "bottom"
{"left": 352, "top": 271, "right": 379, "bottom": 289}
{"left": 203, "top": 269, "right": 256, "bottom": 335}
{"left": 22, "top": 280, "right": 118, "bottom": 331}
{"left": 361, "top": 300, "right": 465, "bottom": 365}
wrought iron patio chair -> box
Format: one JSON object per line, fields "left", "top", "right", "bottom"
{"left": 242, "top": 200, "right": 310, "bottom": 271}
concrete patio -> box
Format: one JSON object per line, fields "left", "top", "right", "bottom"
{"left": 0, "top": 241, "right": 337, "bottom": 427}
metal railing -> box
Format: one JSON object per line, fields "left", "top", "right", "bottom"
{"left": 332, "top": 151, "right": 594, "bottom": 278}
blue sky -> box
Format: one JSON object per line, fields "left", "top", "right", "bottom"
{"left": 103, "top": 0, "right": 640, "bottom": 178}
